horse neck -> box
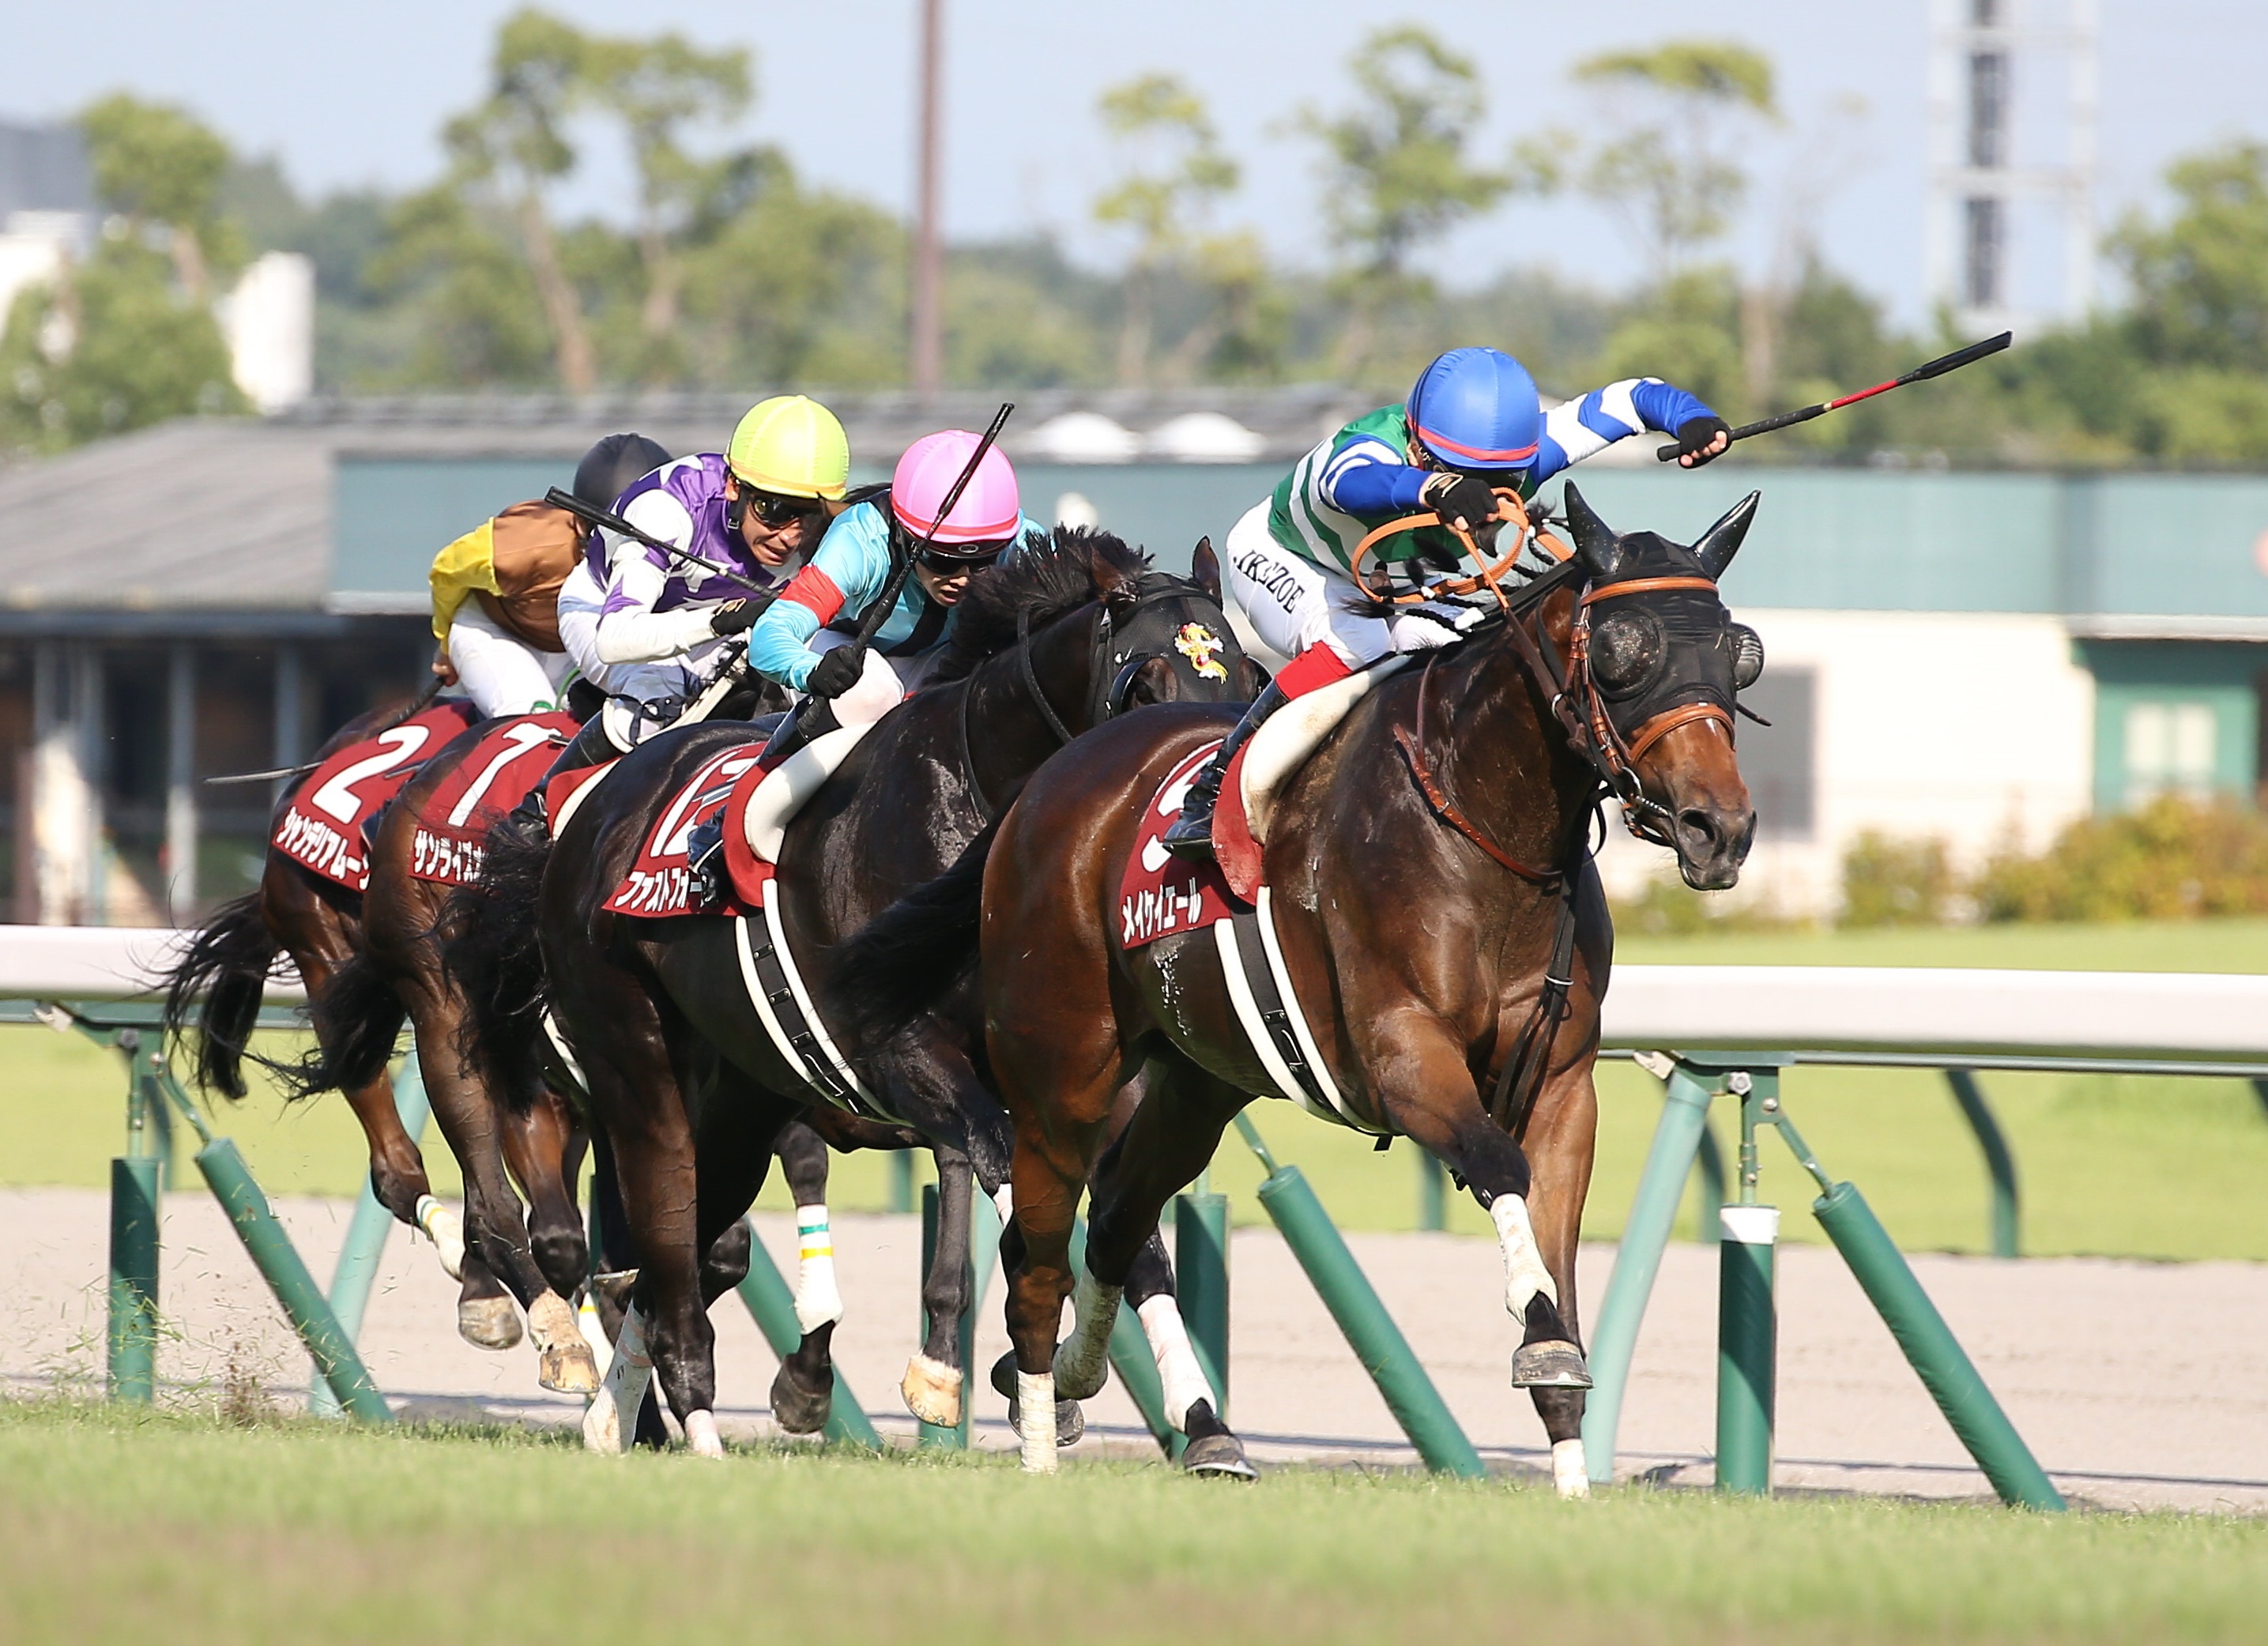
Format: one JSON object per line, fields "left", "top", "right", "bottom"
{"left": 962, "top": 599, "right": 1101, "bottom": 796}
{"left": 1422, "top": 597, "right": 1595, "bottom": 873}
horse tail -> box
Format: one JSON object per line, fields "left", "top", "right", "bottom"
{"left": 831, "top": 817, "right": 1001, "bottom": 1058}
{"left": 161, "top": 892, "right": 283, "bottom": 1100}
{"left": 446, "top": 820, "right": 553, "bottom": 1110}
{"left": 273, "top": 948, "right": 408, "bottom": 1100}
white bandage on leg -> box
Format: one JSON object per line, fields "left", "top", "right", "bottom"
{"left": 576, "top": 1292, "right": 614, "bottom": 1380}
{"left": 413, "top": 1194, "right": 466, "bottom": 1281}
{"left": 582, "top": 1305, "right": 652, "bottom": 1455}
{"left": 1138, "top": 1294, "right": 1215, "bottom": 1433}
{"left": 1552, "top": 1438, "right": 1591, "bottom": 1499}
{"left": 1491, "top": 1196, "right": 1560, "bottom": 1323}
{"left": 1051, "top": 1271, "right": 1121, "bottom": 1402}
{"left": 992, "top": 1184, "right": 1015, "bottom": 1226}
{"left": 1017, "top": 1371, "right": 1058, "bottom": 1474}
{"left": 682, "top": 1408, "right": 725, "bottom": 1460}
{"left": 793, "top": 1203, "right": 844, "bottom": 1333}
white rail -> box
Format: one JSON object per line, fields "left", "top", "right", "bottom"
{"left": 0, "top": 925, "right": 307, "bottom": 1004}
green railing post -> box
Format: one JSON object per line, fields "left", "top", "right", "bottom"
{"left": 1946, "top": 1069, "right": 2020, "bottom": 1258}
{"left": 312, "top": 1058, "right": 431, "bottom": 1418}
{"left": 107, "top": 1155, "right": 161, "bottom": 1403}
{"left": 1581, "top": 1060, "right": 1717, "bottom": 1485}
{"left": 1174, "top": 1188, "right": 1231, "bottom": 1423}
{"left": 1692, "top": 1121, "right": 1726, "bottom": 1241}
{"left": 888, "top": 1151, "right": 916, "bottom": 1215}
{"left": 1235, "top": 1114, "right": 1483, "bottom": 1478}
{"left": 735, "top": 1217, "right": 881, "bottom": 1448}
{"left": 1715, "top": 1063, "right": 1778, "bottom": 1495}
{"left": 1417, "top": 1150, "right": 1448, "bottom": 1233}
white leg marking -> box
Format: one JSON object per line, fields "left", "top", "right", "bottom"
{"left": 1552, "top": 1438, "right": 1591, "bottom": 1500}
{"left": 792, "top": 1203, "right": 844, "bottom": 1332}
{"left": 1017, "top": 1371, "right": 1058, "bottom": 1474}
{"left": 900, "top": 1354, "right": 963, "bottom": 1426}
{"left": 581, "top": 1305, "right": 652, "bottom": 1455}
{"left": 683, "top": 1408, "right": 725, "bottom": 1460}
{"left": 992, "top": 1183, "right": 1015, "bottom": 1226}
{"left": 414, "top": 1194, "right": 465, "bottom": 1281}
{"left": 1491, "top": 1196, "right": 1559, "bottom": 1322}
{"left": 1051, "top": 1271, "right": 1121, "bottom": 1401}
{"left": 576, "top": 1292, "right": 613, "bottom": 1380}
{"left": 1138, "top": 1294, "right": 1213, "bottom": 1433}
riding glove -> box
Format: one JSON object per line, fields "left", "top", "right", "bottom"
{"left": 1419, "top": 472, "right": 1500, "bottom": 534}
{"left": 804, "top": 646, "right": 865, "bottom": 699}
{"left": 710, "top": 600, "right": 761, "bottom": 635}
{"left": 1675, "top": 416, "right": 1731, "bottom": 466}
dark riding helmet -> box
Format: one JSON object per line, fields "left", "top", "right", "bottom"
{"left": 574, "top": 432, "right": 672, "bottom": 517}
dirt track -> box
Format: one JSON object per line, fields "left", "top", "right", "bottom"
{"left": 4, "top": 1185, "right": 2262, "bottom": 1513}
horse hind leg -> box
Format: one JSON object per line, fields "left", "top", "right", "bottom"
{"left": 763, "top": 1120, "right": 839, "bottom": 1437}
{"left": 498, "top": 1082, "right": 590, "bottom": 1300}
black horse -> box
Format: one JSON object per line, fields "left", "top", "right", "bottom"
{"left": 458, "top": 525, "right": 1258, "bottom": 1457}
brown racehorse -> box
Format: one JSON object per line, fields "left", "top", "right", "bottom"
{"left": 462, "top": 526, "right": 1257, "bottom": 1459}
{"left": 840, "top": 484, "right": 1761, "bottom": 1476}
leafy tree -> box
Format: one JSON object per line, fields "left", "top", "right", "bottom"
{"left": 1093, "top": 73, "right": 1239, "bottom": 383}
{"left": 79, "top": 93, "right": 245, "bottom": 301}
{"left": 1573, "top": 40, "right": 1777, "bottom": 279}
{"left": 367, "top": 183, "right": 555, "bottom": 387}
{"left": 2115, "top": 140, "right": 2268, "bottom": 375}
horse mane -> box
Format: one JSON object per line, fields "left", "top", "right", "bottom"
{"left": 928, "top": 524, "right": 1151, "bottom": 684}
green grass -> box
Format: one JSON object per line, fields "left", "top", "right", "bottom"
{"left": 2, "top": 1399, "right": 2261, "bottom": 1646}
{"left": 12, "top": 918, "right": 2268, "bottom": 1260}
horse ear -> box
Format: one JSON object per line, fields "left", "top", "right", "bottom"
{"left": 1189, "top": 536, "right": 1221, "bottom": 603}
{"left": 1562, "top": 482, "right": 1622, "bottom": 580}
{"left": 1090, "top": 538, "right": 1143, "bottom": 607}
{"left": 1693, "top": 491, "right": 1761, "bottom": 581}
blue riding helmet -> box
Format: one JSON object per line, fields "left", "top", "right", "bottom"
{"left": 1407, "top": 347, "right": 1543, "bottom": 475}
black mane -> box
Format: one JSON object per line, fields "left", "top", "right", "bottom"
{"left": 929, "top": 524, "right": 1150, "bottom": 684}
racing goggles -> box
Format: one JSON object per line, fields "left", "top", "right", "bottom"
{"left": 917, "top": 539, "right": 1010, "bottom": 574}
{"left": 745, "top": 488, "right": 827, "bottom": 528}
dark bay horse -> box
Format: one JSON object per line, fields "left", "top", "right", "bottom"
{"left": 467, "top": 526, "right": 1254, "bottom": 1457}
{"left": 842, "top": 485, "right": 1761, "bottom": 1476}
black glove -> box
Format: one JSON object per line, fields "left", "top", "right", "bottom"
{"left": 1419, "top": 471, "right": 1499, "bottom": 533}
{"left": 710, "top": 600, "right": 760, "bottom": 635}
{"left": 804, "top": 646, "right": 865, "bottom": 700}
{"left": 1675, "top": 415, "right": 1731, "bottom": 467}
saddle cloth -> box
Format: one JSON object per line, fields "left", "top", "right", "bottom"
{"left": 273, "top": 700, "right": 480, "bottom": 893}
{"left": 408, "top": 711, "right": 580, "bottom": 886}
{"left": 602, "top": 740, "right": 767, "bottom": 917}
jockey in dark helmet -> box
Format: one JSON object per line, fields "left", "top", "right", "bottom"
{"left": 426, "top": 431, "right": 669, "bottom": 720}
{"left": 1162, "top": 345, "right": 1730, "bottom": 860}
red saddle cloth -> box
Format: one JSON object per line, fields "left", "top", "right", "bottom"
{"left": 603, "top": 740, "right": 767, "bottom": 917}
{"left": 407, "top": 711, "right": 580, "bottom": 886}
{"left": 273, "top": 701, "right": 480, "bottom": 893}
{"left": 1118, "top": 739, "right": 1249, "bottom": 949}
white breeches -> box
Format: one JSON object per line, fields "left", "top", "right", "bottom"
{"left": 447, "top": 605, "right": 573, "bottom": 719}
{"left": 1222, "top": 499, "right": 1484, "bottom": 672}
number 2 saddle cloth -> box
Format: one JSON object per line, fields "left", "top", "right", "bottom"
{"left": 271, "top": 700, "right": 482, "bottom": 894}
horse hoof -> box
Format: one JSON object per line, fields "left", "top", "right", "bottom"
{"left": 1510, "top": 1339, "right": 1592, "bottom": 1389}
{"left": 1181, "top": 1432, "right": 1258, "bottom": 1481}
{"left": 771, "top": 1359, "right": 834, "bottom": 1435}
{"left": 684, "top": 1410, "right": 726, "bottom": 1460}
{"left": 902, "top": 1355, "right": 963, "bottom": 1428}
{"left": 1007, "top": 1388, "right": 1084, "bottom": 1448}
{"left": 540, "top": 1340, "right": 603, "bottom": 1396}
{"left": 989, "top": 1350, "right": 1019, "bottom": 1402}
{"left": 458, "top": 1295, "right": 522, "bottom": 1351}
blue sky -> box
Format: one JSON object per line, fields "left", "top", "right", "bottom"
{"left": 6, "top": 0, "right": 2263, "bottom": 329}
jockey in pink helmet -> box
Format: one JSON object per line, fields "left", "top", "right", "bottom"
{"left": 740, "top": 428, "right": 1047, "bottom": 755}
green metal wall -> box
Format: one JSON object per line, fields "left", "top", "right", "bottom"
{"left": 2078, "top": 640, "right": 2263, "bottom": 812}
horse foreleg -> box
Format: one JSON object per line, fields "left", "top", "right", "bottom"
{"left": 760, "top": 1117, "right": 842, "bottom": 1436}
{"left": 1520, "top": 1051, "right": 1602, "bottom": 1498}
{"left": 899, "top": 1143, "right": 974, "bottom": 1429}
{"left": 498, "top": 1083, "right": 590, "bottom": 1300}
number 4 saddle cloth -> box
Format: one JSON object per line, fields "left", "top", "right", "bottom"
{"left": 272, "top": 701, "right": 481, "bottom": 894}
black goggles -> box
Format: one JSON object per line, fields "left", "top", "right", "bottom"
{"left": 917, "top": 541, "right": 1008, "bottom": 573}
{"left": 740, "top": 487, "right": 826, "bottom": 528}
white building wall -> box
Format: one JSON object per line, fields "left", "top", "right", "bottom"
{"left": 1596, "top": 608, "right": 2097, "bottom": 918}
{"left": 221, "top": 251, "right": 315, "bottom": 413}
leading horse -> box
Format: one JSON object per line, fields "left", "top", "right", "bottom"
{"left": 841, "top": 484, "right": 1761, "bottom": 1476}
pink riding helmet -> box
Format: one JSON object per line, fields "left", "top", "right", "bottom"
{"left": 891, "top": 430, "right": 1022, "bottom": 549}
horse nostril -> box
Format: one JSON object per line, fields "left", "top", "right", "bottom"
{"left": 1678, "top": 807, "right": 1721, "bottom": 848}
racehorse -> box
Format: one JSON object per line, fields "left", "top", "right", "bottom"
{"left": 459, "top": 525, "right": 1258, "bottom": 1459}
{"left": 838, "top": 484, "right": 1761, "bottom": 1477}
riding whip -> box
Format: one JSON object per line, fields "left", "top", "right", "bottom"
{"left": 544, "top": 486, "right": 778, "bottom": 602}
{"left": 1653, "top": 330, "right": 2012, "bottom": 461}
{"left": 850, "top": 401, "right": 1016, "bottom": 654}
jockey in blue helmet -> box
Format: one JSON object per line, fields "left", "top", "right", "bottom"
{"left": 1163, "top": 345, "right": 1728, "bottom": 858}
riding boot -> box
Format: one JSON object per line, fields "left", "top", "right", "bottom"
{"left": 505, "top": 712, "right": 624, "bottom": 842}
{"left": 1160, "top": 680, "right": 1289, "bottom": 861}
{"left": 758, "top": 695, "right": 841, "bottom": 771}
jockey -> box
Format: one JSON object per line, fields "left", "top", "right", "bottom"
{"left": 428, "top": 432, "right": 666, "bottom": 719}
{"left": 744, "top": 428, "right": 1047, "bottom": 764}
{"left": 1162, "top": 345, "right": 1730, "bottom": 859}
{"left": 516, "top": 394, "right": 850, "bottom": 834}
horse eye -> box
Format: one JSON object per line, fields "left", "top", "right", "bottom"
{"left": 1590, "top": 612, "right": 1663, "bottom": 694}
{"left": 1730, "top": 623, "right": 1765, "bottom": 691}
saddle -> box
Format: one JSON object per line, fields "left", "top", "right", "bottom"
{"left": 272, "top": 700, "right": 480, "bottom": 893}
{"left": 407, "top": 711, "right": 580, "bottom": 886}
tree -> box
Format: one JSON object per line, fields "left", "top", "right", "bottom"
{"left": 1092, "top": 73, "right": 1238, "bottom": 384}
{"left": 78, "top": 93, "right": 244, "bottom": 302}
{"left": 1297, "top": 24, "right": 1545, "bottom": 377}
{"left": 2115, "top": 140, "right": 2268, "bottom": 375}
{"left": 444, "top": 9, "right": 600, "bottom": 392}
{"left": 1573, "top": 40, "right": 1777, "bottom": 279}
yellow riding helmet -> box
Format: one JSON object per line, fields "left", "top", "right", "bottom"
{"left": 725, "top": 394, "right": 850, "bottom": 500}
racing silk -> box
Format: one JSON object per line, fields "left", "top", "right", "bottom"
{"left": 593, "top": 453, "right": 797, "bottom": 671}
{"left": 1267, "top": 380, "right": 1716, "bottom": 575}
{"left": 429, "top": 499, "right": 584, "bottom": 654}
{"left": 744, "top": 495, "right": 1048, "bottom": 695}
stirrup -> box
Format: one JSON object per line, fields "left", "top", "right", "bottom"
{"left": 1160, "top": 770, "right": 1225, "bottom": 860}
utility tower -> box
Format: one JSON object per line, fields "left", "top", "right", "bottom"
{"left": 1925, "top": 0, "right": 2097, "bottom": 336}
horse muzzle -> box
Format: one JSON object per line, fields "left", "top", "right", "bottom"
{"left": 1671, "top": 796, "right": 1755, "bottom": 891}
